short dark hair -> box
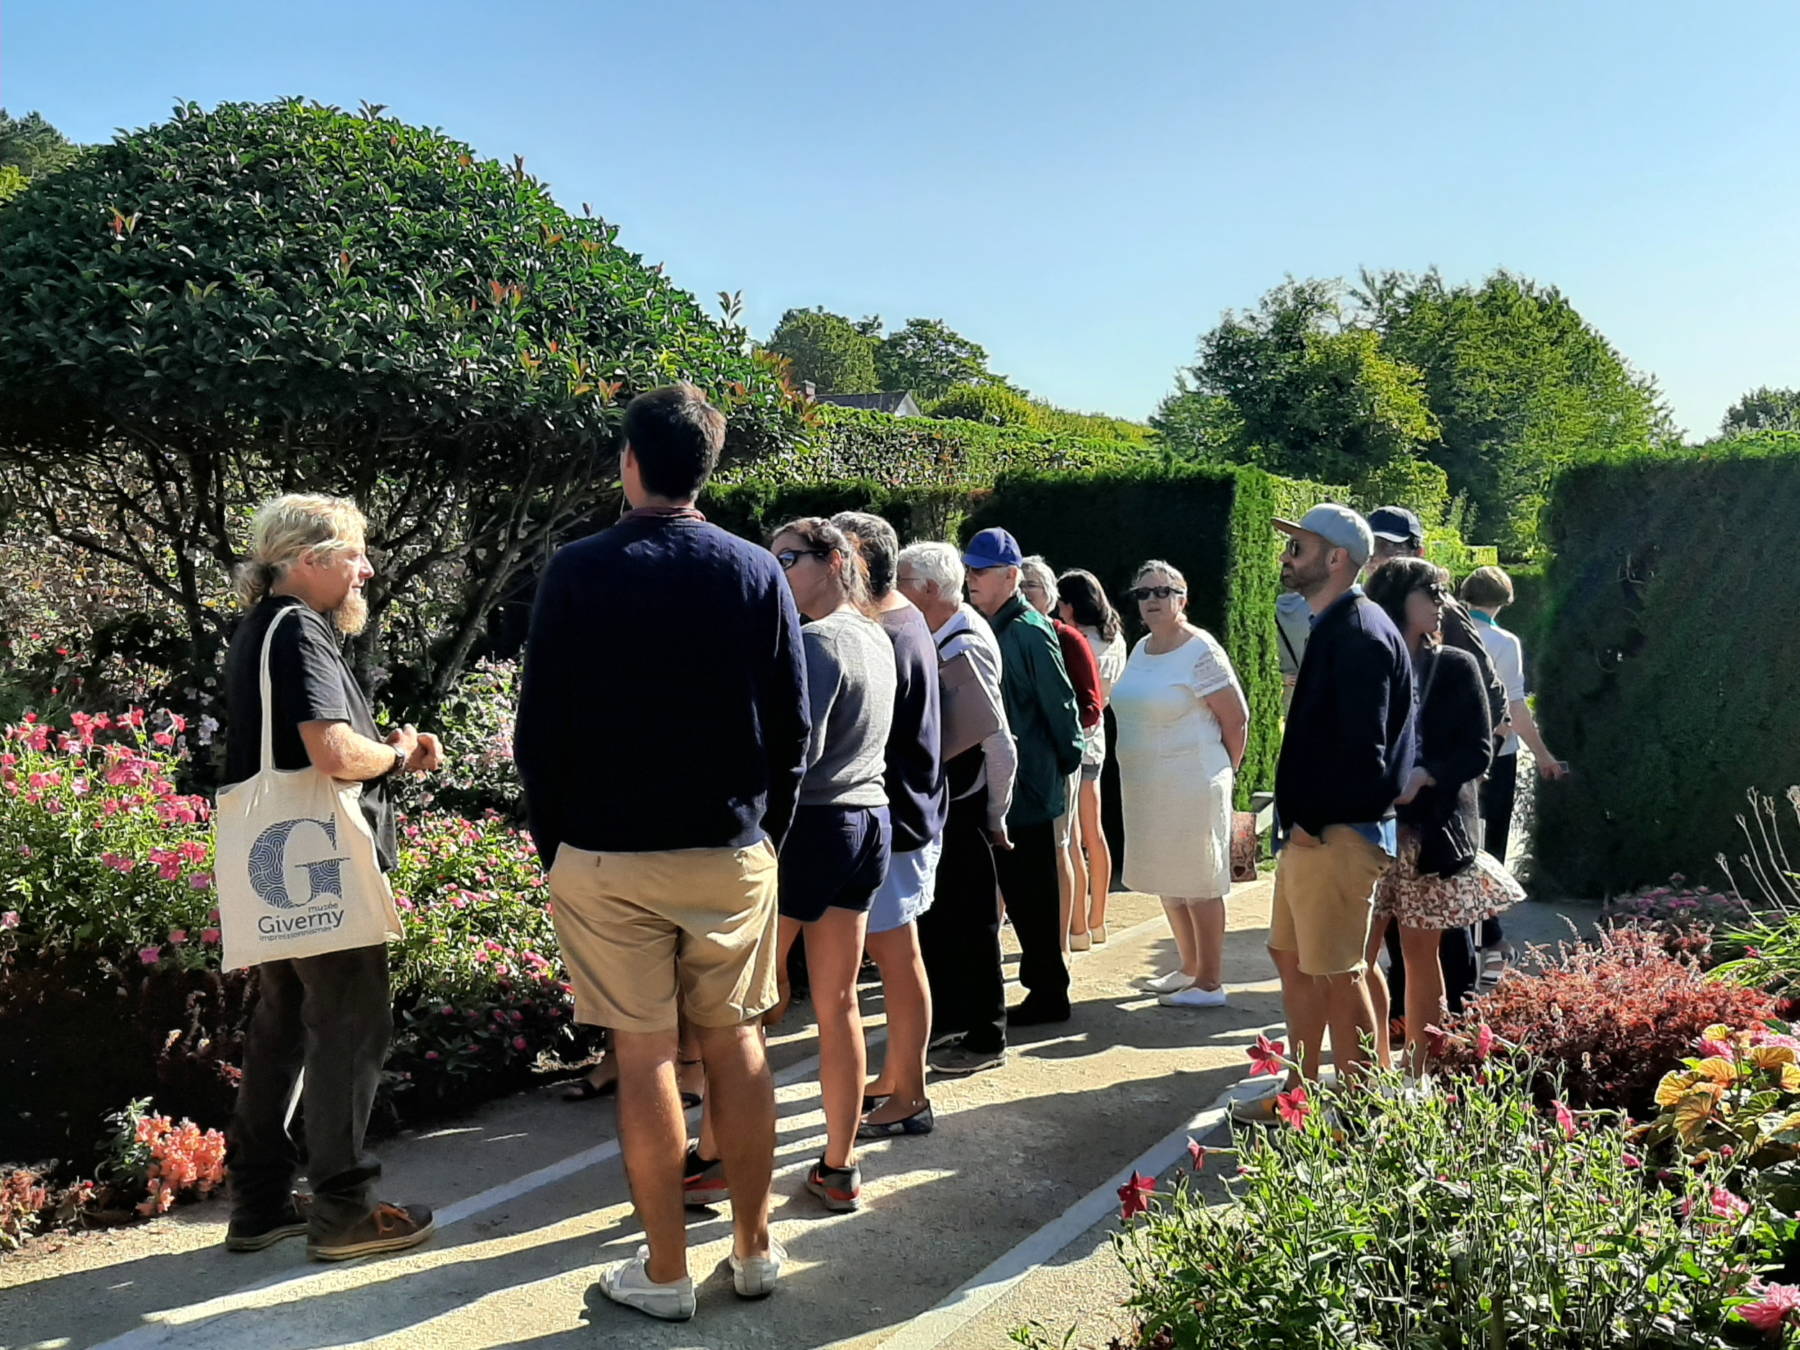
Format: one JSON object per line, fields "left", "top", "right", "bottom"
{"left": 830, "top": 511, "right": 899, "bottom": 598}
{"left": 1459, "top": 565, "right": 1514, "bottom": 610}
{"left": 1364, "top": 555, "right": 1442, "bottom": 640}
{"left": 1056, "top": 568, "right": 1121, "bottom": 642}
{"left": 622, "top": 384, "right": 726, "bottom": 500}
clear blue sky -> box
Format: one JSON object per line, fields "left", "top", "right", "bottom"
{"left": 7, "top": 0, "right": 1797, "bottom": 438}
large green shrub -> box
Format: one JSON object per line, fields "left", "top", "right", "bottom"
{"left": 962, "top": 464, "right": 1282, "bottom": 804}
{"left": 1532, "top": 433, "right": 1800, "bottom": 894}
{"left": 0, "top": 98, "right": 796, "bottom": 723}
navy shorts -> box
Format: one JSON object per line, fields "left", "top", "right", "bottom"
{"left": 779, "top": 805, "right": 891, "bottom": 923}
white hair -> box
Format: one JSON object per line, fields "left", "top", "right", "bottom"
{"left": 234, "top": 493, "right": 368, "bottom": 608}
{"left": 1019, "top": 555, "right": 1057, "bottom": 597}
{"left": 898, "top": 540, "right": 963, "bottom": 597}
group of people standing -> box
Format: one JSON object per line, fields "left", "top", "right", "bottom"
{"left": 213, "top": 383, "right": 1560, "bottom": 1325}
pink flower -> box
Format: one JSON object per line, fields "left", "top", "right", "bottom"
{"left": 425, "top": 1050, "right": 441, "bottom": 1061}
{"left": 1738, "top": 1281, "right": 1800, "bottom": 1333}
{"left": 1552, "top": 1100, "right": 1577, "bottom": 1140}
{"left": 511, "top": 1035, "right": 528, "bottom": 1051}
{"left": 102, "top": 852, "right": 136, "bottom": 873}
{"left": 188, "top": 873, "right": 213, "bottom": 891}
{"left": 1622, "top": 1152, "right": 1643, "bottom": 1170}
{"left": 1711, "top": 1187, "right": 1752, "bottom": 1220}
{"left": 138, "top": 946, "right": 161, "bottom": 965}
{"left": 153, "top": 732, "right": 174, "bottom": 747}
{"left": 168, "top": 929, "right": 187, "bottom": 946}
{"left": 201, "top": 928, "right": 221, "bottom": 945}
{"left": 1, "top": 911, "right": 18, "bottom": 929}
{"left": 1475, "top": 1024, "right": 1496, "bottom": 1061}
{"left": 1186, "top": 1137, "right": 1206, "bottom": 1169}
{"left": 1276, "top": 1086, "right": 1311, "bottom": 1129}
{"left": 1247, "top": 1034, "right": 1288, "bottom": 1078}
{"left": 1117, "top": 1170, "right": 1156, "bottom": 1220}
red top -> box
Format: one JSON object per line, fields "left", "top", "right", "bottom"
{"left": 1052, "top": 617, "right": 1104, "bottom": 730}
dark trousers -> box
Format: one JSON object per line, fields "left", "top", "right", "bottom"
{"left": 993, "top": 818, "right": 1070, "bottom": 1011}
{"left": 226, "top": 943, "right": 392, "bottom": 1234}
{"left": 1383, "top": 918, "right": 1479, "bottom": 1018}
{"left": 918, "top": 790, "right": 1006, "bottom": 1054}
{"left": 1479, "top": 753, "right": 1520, "bottom": 947}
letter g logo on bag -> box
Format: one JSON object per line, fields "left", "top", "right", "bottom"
{"left": 248, "top": 817, "right": 348, "bottom": 909}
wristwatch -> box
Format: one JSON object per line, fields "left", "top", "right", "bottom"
{"left": 382, "top": 744, "right": 408, "bottom": 779}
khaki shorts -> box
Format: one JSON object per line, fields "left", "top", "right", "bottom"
{"left": 548, "top": 840, "right": 780, "bottom": 1034}
{"left": 1268, "top": 825, "right": 1391, "bottom": 976}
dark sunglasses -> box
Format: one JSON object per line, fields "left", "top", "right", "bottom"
{"left": 1129, "top": 585, "right": 1185, "bottom": 601}
{"left": 775, "top": 548, "right": 829, "bottom": 571}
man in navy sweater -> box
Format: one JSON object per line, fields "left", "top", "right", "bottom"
{"left": 516, "top": 384, "right": 809, "bottom": 1321}
{"left": 1237, "top": 504, "right": 1415, "bottom": 1121}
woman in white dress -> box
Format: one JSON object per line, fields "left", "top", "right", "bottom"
{"left": 1056, "top": 568, "right": 1127, "bottom": 946}
{"left": 1110, "top": 560, "right": 1248, "bottom": 1009}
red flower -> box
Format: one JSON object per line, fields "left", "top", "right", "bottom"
{"left": 1737, "top": 1281, "right": 1800, "bottom": 1333}
{"left": 1247, "top": 1035, "right": 1287, "bottom": 1078}
{"left": 1275, "top": 1086, "right": 1311, "bottom": 1129}
{"left": 1423, "top": 1024, "right": 1451, "bottom": 1057}
{"left": 1474, "top": 1024, "right": 1495, "bottom": 1061}
{"left": 1186, "top": 1136, "right": 1206, "bottom": 1169}
{"left": 1552, "top": 1100, "right": 1576, "bottom": 1139}
{"left": 1117, "top": 1170, "right": 1156, "bottom": 1220}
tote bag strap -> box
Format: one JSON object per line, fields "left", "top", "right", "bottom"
{"left": 257, "top": 605, "right": 304, "bottom": 775}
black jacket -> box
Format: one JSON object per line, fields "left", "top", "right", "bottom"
{"left": 1276, "top": 589, "right": 1417, "bottom": 838}
{"left": 1398, "top": 644, "right": 1494, "bottom": 877}
{"left": 1440, "top": 599, "right": 1508, "bottom": 741}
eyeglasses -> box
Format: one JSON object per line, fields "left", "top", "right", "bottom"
{"left": 1129, "top": 585, "right": 1185, "bottom": 601}
{"left": 775, "top": 549, "right": 829, "bottom": 571}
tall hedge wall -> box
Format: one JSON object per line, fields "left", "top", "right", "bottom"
{"left": 962, "top": 464, "right": 1284, "bottom": 807}
{"left": 1532, "top": 433, "right": 1800, "bottom": 895}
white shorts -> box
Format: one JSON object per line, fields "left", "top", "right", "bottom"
{"left": 866, "top": 833, "right": 944, "bottom": 935}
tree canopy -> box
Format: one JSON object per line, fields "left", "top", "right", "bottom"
{"left": 0, "top": 98, "right": 796, "bottom": 721}
{"left": 0, "top": 109, "right": 80, "bottom": 203}
{"left": 1722, "top": 386, "right": 1800, "bottom": 435}
{"left": 765, "top": 307, "right": 878, "bottom": 393}
{"left": 874, "top": 317, "right": 998, "bottom": 401}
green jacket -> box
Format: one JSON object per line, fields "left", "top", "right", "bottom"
{"left": 988, "top": 595, "right": 1084, "bottom": 829}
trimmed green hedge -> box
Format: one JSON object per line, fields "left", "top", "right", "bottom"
{"left": 1532, "top": 433, "right": 1800, "bottom": 894}
{"left": 1498, "top": 561, "right": 1549, "bottom": 688}
{"left": 962, "top": 464, "right": 1285, "bottom": 806}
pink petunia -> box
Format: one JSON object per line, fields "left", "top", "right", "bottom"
{"left": 200, "top": 928, "right": 221, "bottom": 945}
{"left": 188, "top": 873, "right": 213, "bottom": 891}
{"left": 1, "top": 911, "right": 18, "bottom": 929}
{"left": 138, "top": 946, "right": 161, "bottom": 966}
{"left": 1276, "top": 1086, "right": 1311, "bottom": 1129}
{"left": 1186, "top": 1136, "right": 1206, "bottom": 1169}
{"left": 1247, "top": 1034, "right": 1288, "bottom": 1078}
{"left": 1711, "top": 1187, "right": 1752, "bottom": 1220}
{"left": 1475, "top": 1024, "right": 1496, "bottom": 1061}
{"left": 1738, "top": 1281, "right": 1800, "bottom": 1333}
{"left": 1552, "top": 1100, "right": 1577, "bottom": 1139}
{"left": 167, "top": 929, "right": 187, "bottom": 946}
{"left": 512, "top": 1036, "right": 528, "bottom": 1051}
{"left": 102, "top": 852, "right": 136, "bottom": 873}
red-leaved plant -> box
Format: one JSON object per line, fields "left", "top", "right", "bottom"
{"left": 1443, "top": 926, "right": 1776, "bottom": 1116}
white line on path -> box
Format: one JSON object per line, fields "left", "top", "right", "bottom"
{"left": 92, "top": 910, "right": 1181, "bottom": 1349}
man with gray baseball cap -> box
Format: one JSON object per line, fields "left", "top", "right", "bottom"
{"left": 1236, "top": 503, "right": 1415, "bottom": 1121}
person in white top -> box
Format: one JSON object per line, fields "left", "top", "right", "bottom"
{"left": 895, "top": 541, "right": 1018, "bottom": 1077}
{"left": 1109, "top": 560, "right": 1249, "bottom": 1009}
{"left": 1055, "top": 568, "right": 1128, "bottom": 946}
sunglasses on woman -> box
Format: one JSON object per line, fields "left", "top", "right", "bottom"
{"left": 775, "top": 548, "right": 830, "bottom": 570}
{"left": 1128, "top": 585, "right": 1184, "bottom": 601}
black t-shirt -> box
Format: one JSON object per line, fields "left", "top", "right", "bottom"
{"left": 223, "top": 596, "right": 397, "bottom": 870}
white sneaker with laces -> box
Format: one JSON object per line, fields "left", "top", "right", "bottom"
{"left": 1139, "top": 969, "right": 1196, "bottom": 995}
{"left": 729, "top": 1238, "right": 787, "bottom": 1298}
{"left": 1159, "top": 985, "right": 1228, "bottom": 1008}
{"left": 599, "top": 1245, "right": 696, "bottom": 1321}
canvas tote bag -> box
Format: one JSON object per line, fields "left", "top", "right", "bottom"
{"left": 213, "top": 606, "right": 402, "bottom": 970}
{"left": 935, "top": 626, "right": 1003, "bottom": 762}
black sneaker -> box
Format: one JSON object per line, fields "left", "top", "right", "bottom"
{"left": 804, "top": 1159, "right": 861, "bottom": 1213}
{"left": 930, "top": 1043, "right": 1006, "bottom": 1076}
{"left": 224, "top": 1193, "right": 311, "bottom": 1252}
{"left": 1006, "top": 998, "right": 1072, "bottom": 1027}
{"left": 927, "top": 1030, "right": 964, "bottom": 1051}
{"left": 307, "top": 1202, "right": 435, "bottom": 1262}
{"left": 683, "top": 1145, "right": 729, "bottom": 1207}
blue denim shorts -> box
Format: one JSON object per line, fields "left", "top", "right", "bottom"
{"left": 778, "top": 805, "right": 891, "bottom": 923}
{"left": 867, "top": 832, "right": 943, "bottom": 935}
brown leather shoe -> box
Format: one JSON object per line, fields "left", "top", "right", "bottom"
{"left": 307, "top": 1201, "right": 435, "bottom": 1262}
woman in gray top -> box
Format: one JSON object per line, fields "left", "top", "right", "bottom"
{"left": 767, "top": 516, "right": 895, "bottom": 1213}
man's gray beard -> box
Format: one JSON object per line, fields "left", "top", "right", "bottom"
{"left": 331, "top": 591, "right": 369, "bottom": 636}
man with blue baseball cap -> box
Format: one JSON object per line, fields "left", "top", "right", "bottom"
{"left": 961, "top": 527, "right": 1085, "bottom": 1027}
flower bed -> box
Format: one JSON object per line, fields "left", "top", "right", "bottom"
{"left": 0, "top": 709, "right": 595, "bottom": 1242}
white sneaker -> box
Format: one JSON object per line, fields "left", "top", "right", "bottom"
{"left": 1138, "top": 970, "right": 1196, "bottom": 995}
{"left": 729, "top": 1238, "right": 787, "bottom": 1299}
{"left": 599, "top": 1245, "right": 696, "bottom": 1321}
{"left": 1159, "top": 985, "right": 1228, "bottom": 1008}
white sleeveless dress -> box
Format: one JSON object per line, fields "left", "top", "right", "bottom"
{"left": 1110, "top": 629, "right": 1240, "bottom": 898}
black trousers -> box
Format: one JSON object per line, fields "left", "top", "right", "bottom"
{"left": 918, "top": 789, "right": 1006, "bottom": 1053}
{"left": 226, "top": 943, "right": 392, "bottom": 1233}
{"left": 993, "top": 818, "right": 1070, "bottom": 1012}
{"left": 1383, "top": 917, "right": 1479, "bottom": 1018}
{"left": 1479, "top": 753, "right": 1520, "bottom": 947}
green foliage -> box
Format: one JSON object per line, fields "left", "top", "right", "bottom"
{"left": 765, "top": 307, "right": 878, "bottom": 394}
{"left": 874, "top": 317, "right": 996, "bottom": 400}
{"left": 1149, "top": 380, "right": 1241, "bottom": 462}
{"left": 0, "top": 165, "right": 25, "bottom": 205}
{"left": 1723, "top": 386, "right": 1800, "bottom": 436}
{"left": 1026, "top": 403, "right": 1151, "bottom": 443}
{"left": 1115, "top": 1057, "right": 1785, "bottom": 1348}
{"left": 0, "top": 98, "right": 794, "bottom": 725}
{"left": 1350, "top": 454, "right": 1453, "bottom": 529}
{"left": 1366, "top": 268, "right": 1669, "bottom": 556}
{"left": 1179, "top": 278, "right": 1440, "bottom": 482}
{"left": 927, "top": 382, "right": 1038, "bottom": 427}
{"left": 1532, "top": 432, "right": 1800, "bottom": 894}
{"left": 962, "top": 463, "right": 1284, "bottom": 805}
{"left": 1499, "top": 560, "right": 1550, "bottom": 685}
{"left": 0, "top": 110, "right": 80, "bottom": 180}
{"left": 701, "top": 477, "right": 908, "bottom": 545}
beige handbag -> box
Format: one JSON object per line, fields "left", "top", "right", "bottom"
{"left": 213, "top": 606, "right": 402, "bottom": 969}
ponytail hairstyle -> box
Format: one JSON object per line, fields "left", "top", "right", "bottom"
{"left": 1056, "top": 568, "right": 1120, "bottom": 642}
{"left": 232, "top": 493, "right": 369, "bottom": 608}
{"left": 772, "top": 516, "right": 878, "bottom": 618}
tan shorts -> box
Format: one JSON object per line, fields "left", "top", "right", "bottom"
{"left": 1268, "top": 825, "right": 1391, "bottom": 976}
{"left": 548, "top": 840, "right": 780, "bottom": 1034}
